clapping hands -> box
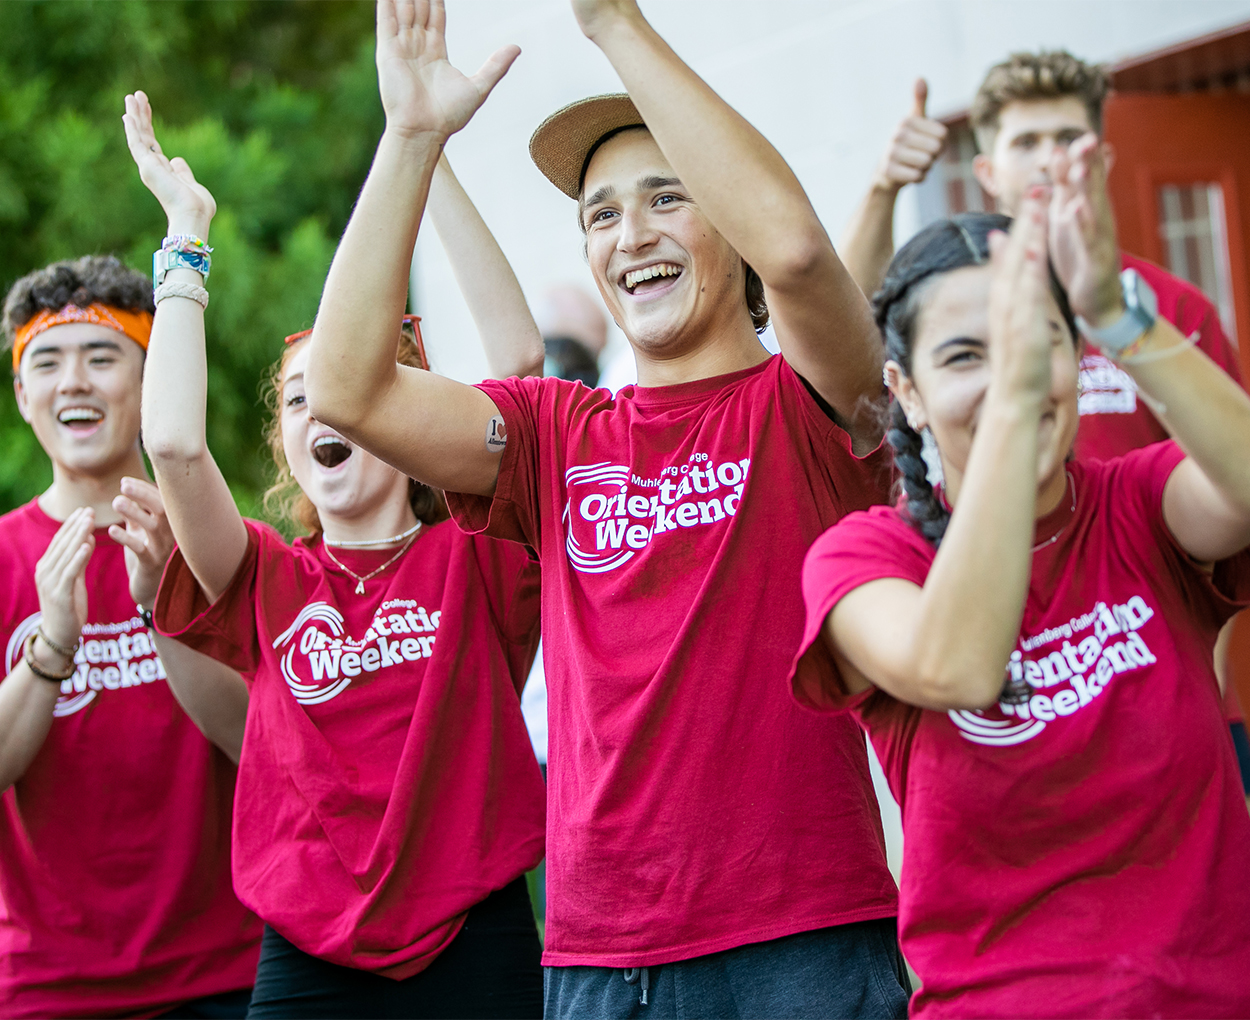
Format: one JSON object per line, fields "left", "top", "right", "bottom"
{"left": 1047, "top": 134, "right": 1122, "bottom": 328}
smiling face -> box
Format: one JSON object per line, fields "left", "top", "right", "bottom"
{"left": 892, "top": 265, "right": 1080, "bottom": 501}
{"left": 14, "top": 323, "right": 145, "bottom": 477}
{"left": 974, "top": 96, "right": 1095, "bottom": 216}
{"left": 278, "top": 342, "right": 412, "bottom": 524}
{"left": 580, "top": 128, "right": 753, "bottom": 356}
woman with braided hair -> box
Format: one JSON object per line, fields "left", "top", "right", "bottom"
{"left": 790, "top": 138, "right": 1250, "bottom": 1018}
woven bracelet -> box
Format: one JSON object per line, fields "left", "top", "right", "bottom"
{"left": 154, "top": 281, "right": 209, "bottom": 309}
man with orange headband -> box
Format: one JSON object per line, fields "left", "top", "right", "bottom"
{"left": 0, "top": 255, "right": 261, "bottom": 1016}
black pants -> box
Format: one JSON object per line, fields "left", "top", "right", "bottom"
{"left": 544, "top": 917, "right": 910, "bottom": 1020}
{"left": 246, "top": 877, "right": 543, "bottom": 1019}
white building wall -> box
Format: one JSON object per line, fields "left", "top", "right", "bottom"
{"left": 417, "top": 0, "right": 1250, "bottom": 382}
{"left": 413, "top": 0, "right": 1250, "bottom": 883}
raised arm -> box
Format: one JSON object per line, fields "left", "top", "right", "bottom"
{"left": 838, "top": 80, "right": 947, "bottom": 298}
{"left": 1050, "top": 137, "right": 1250, "bottom": 562}
{"left": 123, "top": 91, "right": 249, "bottom": 601}
{"left": 827, "top": 199, "right": 1055, "bottom": 711}
{"left": 572, "top": 0, "right": 882, "bottom": 442}
{"left": 304, "top": 0, "right": 519, "bottom": 498}
{"left": 429, "top": 153, "right": 544, "bottom": 379}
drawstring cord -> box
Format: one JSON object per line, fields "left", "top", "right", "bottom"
{"left": 623, "top": 966, "right": 651, "bottom": 1006}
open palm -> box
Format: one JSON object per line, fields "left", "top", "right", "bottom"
{"left": 122, "top": 90, "right": 216, "bottom": 234}
{"left": 376, "top": 0, "right": 519, "bottom": 139}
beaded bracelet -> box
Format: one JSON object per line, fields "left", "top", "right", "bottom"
{"left": 154, "top": 281, "right": 210, "bottom": 309}
{"left": 162, "top": 234, "right": 212, "bottom": 253}
{"left": 24, "top": 632, "right": 76, "bottom": 683}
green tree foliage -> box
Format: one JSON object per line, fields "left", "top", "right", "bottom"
{"left": 0, "top": 0, "right": 382, "bottom": 520}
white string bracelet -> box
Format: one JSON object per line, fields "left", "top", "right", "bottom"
{"left": 1124, "top": 332, "right": 1200, "bottom": 417}
{"left": 1120, "top": 330, "right": 1198, "bottom": 366}
{"left": 154, "top": 281, "right": 209, "bottom": 309}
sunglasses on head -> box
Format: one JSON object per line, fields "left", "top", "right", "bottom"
{"left": 283, "top": 315, "right": 428, "bottom": 371}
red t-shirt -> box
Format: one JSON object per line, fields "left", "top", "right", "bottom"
{"left": 446, "top": 355, "right": 899, "bottom": 967}
{"left": 0, "top": 500, "right": 260, "bottom": 1019}
{"left": 1076, "top": 254, "right": 1243, "bottom": 460}
{"left": 155, "top": 518, "right": 545, "bottom": 979}
{"left": 792, "top": 443, "right": 1250, "bottom": 1018}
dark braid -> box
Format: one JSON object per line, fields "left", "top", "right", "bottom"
{"left": 886, "top": 396, "right": 949, "bottom": 546}
{"left": 875, "top": 213, "right": 1078, "bottom": 705}
{"left": 873, "top": 211, "right": 1077, "bottom": 549}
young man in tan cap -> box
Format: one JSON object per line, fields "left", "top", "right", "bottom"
{"left": 305, "top": 2, "right": 908, "bottom": 1015}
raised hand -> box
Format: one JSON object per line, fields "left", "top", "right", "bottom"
{"left": 988, "top": 190, "right": 1054, "bottom": 405}
{"left": 873, "top": 80, "right": 947, "bottom": 193}
{"left": 109, "top": 478, "right": 176, "bottom": 611}
{"left": 35, "top": 508, "right": 95, "bottom": 655}
{"left": 1048, "top": 133, "right": 1121, "bottom": 328}
{"left": 122, "top": 90, "right": 216, "bottom": 239}
{"left": 571, "top": 0, "right": 644, "bottom": 40}
{"left": 376, "top": 0, "right": 519, "bottom": 140}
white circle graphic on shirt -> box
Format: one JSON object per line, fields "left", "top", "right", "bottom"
{"left": 947, "top": 709, "right": 1045, "bottom": 746}
{"left": 5, "top": 612, "right": 96, "bottom": 717}
{"left": 272, "top": 601, "right": 353, "bottom": 705}
{"left": 563, "top": 463, "right": 637, "bottom": 574}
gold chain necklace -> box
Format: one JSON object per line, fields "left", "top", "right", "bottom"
{"left": 321, "top": 525, "right": 421, "bottom": 595}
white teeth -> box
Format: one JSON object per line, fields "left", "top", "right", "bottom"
{"left": 58, "top": 408, "right": 103, "bottom": 423}
{"left": 314, "top": 436, "right": 347, "bottom": 448}
{"left": 624, "top": 263, "right": 682, "bottom": 291}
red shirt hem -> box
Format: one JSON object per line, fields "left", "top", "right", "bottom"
{"left": 540, "top": 901, "right": 898, "bottom": 968}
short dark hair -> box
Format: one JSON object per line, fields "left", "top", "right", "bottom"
{"left": 2, "top": 255, "right": 154, "bottom": 351}
{"left": 971, "top": 50, "right": 1109, "bottom": 153}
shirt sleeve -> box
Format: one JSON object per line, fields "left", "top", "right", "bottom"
{"left": 469, "top": 534, "right": 542, "bottom": 693}
{"left": 776, "top": 357, "right": 894, "bottom": 518}
{"left": 790, "top": 506, "right": 934, "bottom": 713}
{"left": 1114, "top": 440, "right": 1250, "bottom": 611}
{"left": 444, "top": 376, "right": 545, "bottom": 551}
{"left": 153, "top": 520, "right": 278, "bottom": 677}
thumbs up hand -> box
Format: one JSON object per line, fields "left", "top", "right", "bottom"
{"left": 872, "top": 79, "right": 948, "bottom": 193}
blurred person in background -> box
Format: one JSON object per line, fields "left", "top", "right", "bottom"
{"left": 840, "top": 50, "right": 1250, "bottom": 795}
{"left": 303, "top": 1, "right": 909, "bottom": 1016}
{"left": 536, "top": 283, "right": 608, "bottom": 386}
{"left": 125, "top": 89, "right": 548, "bottom": 1019}
{"left": 0, "top": 255, "right": 260, "bottom": 1017}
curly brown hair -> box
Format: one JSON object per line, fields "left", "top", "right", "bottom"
{"left": 261, "top": 322, "right": 448, "bottom": 537}
{"left": 971, "top": 50, "right": 1109, "bottom": 153}
{"left": 2, "top": 255, "right": 154, "bottom": 350}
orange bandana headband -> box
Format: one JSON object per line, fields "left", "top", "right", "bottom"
{"left": 12, "top": 303, "right": 153, "bottom": 371}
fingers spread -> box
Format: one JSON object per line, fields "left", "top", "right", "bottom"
{"left": 472, "top": 45, "right": 521, "bottom": 99}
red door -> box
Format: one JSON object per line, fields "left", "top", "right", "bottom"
{"left": 1104, "top": 90, "right": 1250, "bottom": 716}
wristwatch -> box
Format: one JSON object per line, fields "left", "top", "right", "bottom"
{"left": 153, "top": 248, "right": 211, "bottom": 286}
{"left": 1075, "top": 268, "right": 1158, "bottom": 356}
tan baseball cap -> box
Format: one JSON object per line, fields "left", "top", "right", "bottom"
{"left": 529, "top": 94, "right": 646, "bottom": 199}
